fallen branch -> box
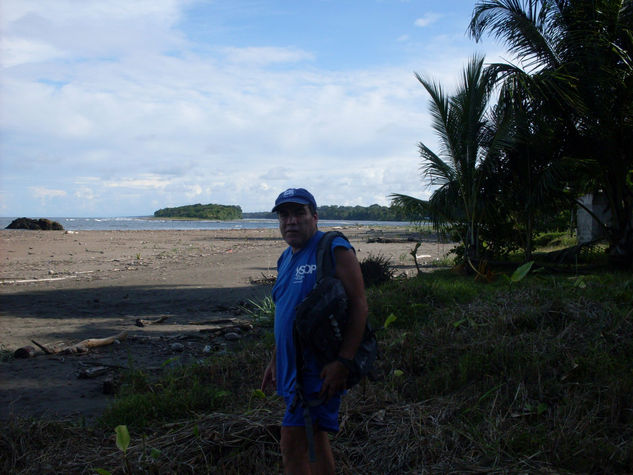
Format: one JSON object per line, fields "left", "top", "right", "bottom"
{"left": 193, "top": 318, "right": 254, "bottom": 335}
{"left": 31, "top": 331, "right": 128, "bottom": 355}
{"left": 135, "top": 315, "right": 169, "bottom": 327}
{"left": 198, "top": 324, "right": 252, "bottom": 335}
{"left": 1, "top": 271, "right": 94, "bottom": 285}
{"left": 189, "top": 318, "right": 240, "bottom": 325}
{"left": 30, "top": 340, "right": 54, "bottom": 355}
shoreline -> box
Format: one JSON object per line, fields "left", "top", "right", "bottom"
{"left": 0, "top": 227, "right": 453, "bottom": 420}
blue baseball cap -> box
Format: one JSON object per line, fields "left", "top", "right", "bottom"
{"left": 272, "top": 188, "right": 317, "bottom": 212}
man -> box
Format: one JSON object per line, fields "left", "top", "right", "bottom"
{"left": 261, "top": 188, "right": 368, "bottom": 474}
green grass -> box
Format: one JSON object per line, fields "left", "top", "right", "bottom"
{"left": 3, "top": 268, "right": 633, "bottom": 473}
{"left": 100, "top": 341, "right": 274, "bottom": 429}
{"left": 100, "top": 363, "right": 230, "bottom": 428}
{"left": 0, "top": 344, "right": 13, "bottom": 362}
{"left": 366, "top": 270, "right": 483, "bottom": 329}
{"left": 241, "top": 296, "right": 275, "bottom": 327}
{"left": 366, "top": 270, "right": 633, "bottom": 472}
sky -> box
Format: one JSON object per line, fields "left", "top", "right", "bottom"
{"left": 0, "top": 0, "right": 504, "bottom": 217}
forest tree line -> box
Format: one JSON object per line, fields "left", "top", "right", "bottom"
{"left": 154, "top": 203, "right": 242, "bottom": 220}
{"left": 243, "top": 204, "right": 410, "bottom": 221}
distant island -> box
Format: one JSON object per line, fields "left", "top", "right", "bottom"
{"left": 154, "top": 203, "right": 414, "bottom": 222}
{"left": 154, "top": 203, "right": 242, "bottom": 220}
{"left": 243, "top": 204, "right": 410, "bottom": 221}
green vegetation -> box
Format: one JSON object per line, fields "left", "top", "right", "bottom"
{"left": 359, "top": 253, "right": 395, "bottom": 288}
{"left": 4, "top": 268, "right": 632, "bottom": 473}
{"left": 99, "top": 363, "right": 231, "bottom": 428}
{"left": 241, "top": 296, "right": 275, "bottom": 327}
{"left": 154, "top": 203, "right": 242, "bottom": 220}
{"left": 392, "top": 0, "right": 633, "bottom": 269}
{"left": 317, "top": 204, "right": 410, "bottom": 221}
{"left": 0, "top": 344, "right": 13, "bottom": 363}
{"left": 244, "top": 203, "right": 412, "bottom": 221}
{"left": 2, "top": 2, "right": 632, "bottom": 472}
{"left": 365, "top": 270, "right": 633, "bottom": 473}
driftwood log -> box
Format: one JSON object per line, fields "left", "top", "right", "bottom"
{"left": 190, "top": 318, "right": 252, "bottom": 329}
{"left": 31, "top": 331, "right": 128, "bottom": 355}
{"left": 191, "top": 318, "right": 253, "bottom": 336}
{"left": 135, "top": 315, "right": 169, "bottom": 327}
{"left": 13, "top": 346, "right": 37, "bottom": 358}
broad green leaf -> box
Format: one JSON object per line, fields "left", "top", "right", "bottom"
{"left": 150, "top": 448, "right": 162, "bottom": 460}
{"left": 572, "top": 276, "right": 587, "bottom": 288}
{"left": 393, "top": 369, "right": 404, "bottom": 377}
{"left": 94, "top": 469, "right": 112, "bottom": 475}
{"left": 383, "top": 313, "right": 397, "bottom": 329}
{"left": 510, "top": 261, "right": 534, "bottom": 283}
{"left": 453, "top": 318, "right": 467, "bottom": 328}
{"left": 252, "top": 389, "right": 267, "bottom": 399}
{"left": 115, "top": 425, "right": 130, "bottom": 453}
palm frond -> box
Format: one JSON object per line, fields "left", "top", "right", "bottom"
{"left": 469, "top": 0, "right": 562, "bottom": 70}
{"left": 415, "top": 72, "right": 461, "bottom": 169}
{"left": 388, "top": 194, "right": 429, "bottom": 224}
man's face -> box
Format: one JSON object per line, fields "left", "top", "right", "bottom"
{"left": 277, "top": 203, "right": 318, "bottom": 251}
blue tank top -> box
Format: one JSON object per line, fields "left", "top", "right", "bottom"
{"left": 272, "top": 230, "right": 353, "bottom": 396}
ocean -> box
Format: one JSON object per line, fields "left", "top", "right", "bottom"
{"left": 0, "top": 216, "right": 413, "bottom": 231}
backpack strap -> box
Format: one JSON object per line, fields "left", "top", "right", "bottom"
{"left": 290, "top": 230, "right": 349, "bottom": 463}
{"left": 316, "top": 231, "right": 350, "bottom": 281}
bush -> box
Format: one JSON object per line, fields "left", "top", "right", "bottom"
{"left": 532, "top": 231, "right": 577, "bottom": 248}
{"left": 360, "top": 253, "right": 394, "bottom": 288}
{"left": 366, "top": 271, "right": 633, "bottom": 473}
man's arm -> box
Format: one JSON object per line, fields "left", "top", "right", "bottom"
{"left": 261, "top": 347, "right": 276, "bottom": 392}
{"left": 319, "top": 247, "right": 368, "bottom": 399}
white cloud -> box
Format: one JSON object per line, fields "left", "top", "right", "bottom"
{"left": 74, "top": 187, "right": 96, "bottom": 202}
{"left": 414, "top": 13, "right": 441, "bottom": 28}
{"left": 0, "top": 1, "right": 188, "bottom": 69}
{"left": 104, "top": 176, "right": 172, "bottom": 190}
{"left": 185, "top": 184, "right": 203, "bottom": 200}
{"left": 222, "top": 46, "right": 314, "bottom": 65}
{"left": 260, "top": 167, "right": 291, "bottom": 180}
{"left": 30, "top": 187, "right": 67, "bottom": 201}
{"left": 0, "top": 0, "right": 505, "bottom": 216}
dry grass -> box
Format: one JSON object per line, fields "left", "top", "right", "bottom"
{"left": 3, "top": 396, "right": 561, "bottom": 474}
{"left": 2, "top": 270, "right": 633, "bottom": 473}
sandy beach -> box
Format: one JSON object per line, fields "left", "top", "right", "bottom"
{"left": 0, "top": 226, "right": 453, "bottom": 420}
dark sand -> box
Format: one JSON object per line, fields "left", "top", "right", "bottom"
{"left": 0, "top": 227, "right": 452, "bottom": 420}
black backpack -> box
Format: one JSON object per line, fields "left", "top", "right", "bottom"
{"left": 290, "top": 231, "right": 379, "bottom": 463}
{"left": 293, "top": 231, "right": 378, "bottom": 388}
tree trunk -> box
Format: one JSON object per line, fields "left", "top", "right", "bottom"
{"left": 525, "top": 211, "right": 533, "bottom": 261}
{"left": 608, "top": 220, "right": 633, "bottom": 269}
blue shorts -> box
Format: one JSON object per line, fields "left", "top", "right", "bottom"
{"left": 282, "top": 393, "right": 341, "bottom": 433}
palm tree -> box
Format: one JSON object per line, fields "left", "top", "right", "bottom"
{"left": 490, "top": 72, "right": 581, "bottom": 260}
{"left": 391, "top": 55, "right": 512, "bottom": 265}
{"left": 469, "top": 0, "right": 633, "bottom": 267}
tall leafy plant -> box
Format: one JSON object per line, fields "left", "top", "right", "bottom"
{"left": 392, "top": 55, "right": 512, "bottom": 267}
{"left": 470, "top": 0, "right": 633, "bottom": 267}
